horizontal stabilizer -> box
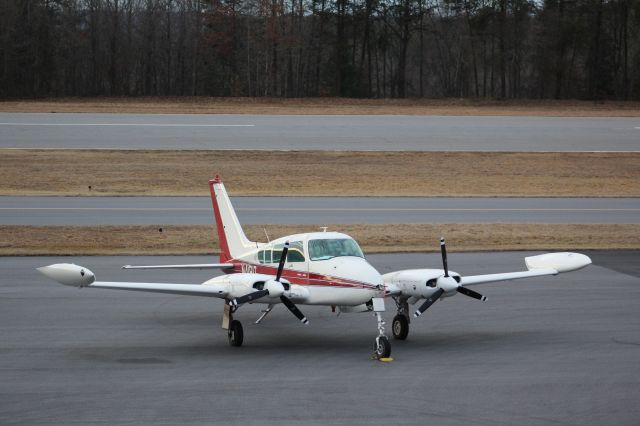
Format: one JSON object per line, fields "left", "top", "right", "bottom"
{"left": 122, "top": 263, "right": 233, "bottom": 270}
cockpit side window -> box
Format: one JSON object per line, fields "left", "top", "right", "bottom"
{"left": 270, "top": 241, "right": 306, "bottom": 263}
{"left": 308, "top": 238, "right": 364, "bottom": 261}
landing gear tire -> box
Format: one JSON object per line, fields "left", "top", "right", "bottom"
{"left": 374, "top": 336, "right": 391, "bottom": 359}
{"left": 392, "top": 315, "right": 409, "bottom": 340}
{"left": 228, "top": 320, "right": 243, "bottom": 347}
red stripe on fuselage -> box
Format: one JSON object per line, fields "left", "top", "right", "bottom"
{"left": 230, "top": 260, "right": 377, "bottom": 289}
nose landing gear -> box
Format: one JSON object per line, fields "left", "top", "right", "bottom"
{"left": 371, "top": 298, "right": 392, "bottom": 360}
{"left": 374, "top": 333, "right": 391, "bottom": 359}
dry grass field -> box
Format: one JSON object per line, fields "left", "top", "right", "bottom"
{"left": 2, "top": 98, "right": 637, "bottom": 253}
{"left": 1, "top": 149, "right": 638, "bottom": 197}
{"left": 3, "top": 224, "right": 638, "bottom": 256}
{"left": 2, "top": 97, "right": 640, "bottom": 116}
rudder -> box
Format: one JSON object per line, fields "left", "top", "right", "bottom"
{"left": 209, "top": 176, "right": 256, "bottom": 262}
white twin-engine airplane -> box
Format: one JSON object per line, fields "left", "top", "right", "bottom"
{"left": 38, "top": 176, "right": 592, "bottom": 359}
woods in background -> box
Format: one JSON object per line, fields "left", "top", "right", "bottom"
{"left": 1, "top": 0, "right": 638, "bottom": 99}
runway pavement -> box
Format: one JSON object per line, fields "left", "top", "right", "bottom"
{"left": 2, "top": 196, "right": 639, "bottom": 225}
{"left": 1, "top": 113, "right": 639, "bottom": 151}
{"left": 1, "top": 251, "right": 639, "bottom": 425}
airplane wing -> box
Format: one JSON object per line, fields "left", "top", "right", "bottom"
{"left": 122, "top": 263, "right": 233, "bottom": 270}
{"left": 37, "top": 263, "right": 311, "bottom": 322}
{"left": 37, "top": 263, "right": 228, "bottom": 298}
{"left": 462, "top": 252, "right": 592, "bottom": 286}
{"left": 384, "top": 252, "right": 592, "bottom": 301}
{"left": 459, "top": 268, "right": 559, "bottom": 286}
{"left": 90, "top": 281, "right": 228, "bottom": 297}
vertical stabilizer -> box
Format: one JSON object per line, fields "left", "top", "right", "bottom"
{"left": 209, "top": 176, "right": 256, "bottom": 262}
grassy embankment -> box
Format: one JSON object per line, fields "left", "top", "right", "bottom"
{"left": 1, "top": 150, "right": 638, "bottom": 197}
{"left": 1, "top": 149, "right": 638, "bottom": 254}
{"left": 1, "top": 96, "right": 638, "bottom": 254}
{"left": 3, "top": 224, "right": 638, "bottom": 256}
{"left": 2, "top": 97, "right": 640, "bottom": 116}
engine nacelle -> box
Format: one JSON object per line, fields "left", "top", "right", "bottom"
{"left": 382, "top": 269, "right": 460, "bottom": 299}
{"left": 37, "top": 263, "right": 96, "bottom": 287}
{"left": 284, "top": 284, "right": 310, "bottom": 302}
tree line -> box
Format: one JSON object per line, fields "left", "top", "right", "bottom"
{"left": 1, "top": 0, "right": 638, "bottom": 99}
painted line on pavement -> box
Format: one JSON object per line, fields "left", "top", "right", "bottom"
{"left": 0, "top": 123, "right": 255, "bottom": 127}
{"left": 1, "top": 207, "right": 638, "bottom": 212}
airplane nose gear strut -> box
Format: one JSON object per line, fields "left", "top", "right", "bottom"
{"left": 371, "top": 298, "right": 391, "bottom": 360}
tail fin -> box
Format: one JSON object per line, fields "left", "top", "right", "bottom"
{"left": 209, "top": 176, "right": 256, "bottom": 263}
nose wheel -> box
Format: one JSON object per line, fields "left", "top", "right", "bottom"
{"left": 374, "top": 335, "right": 391, "bottom": 359}
{"left": 372, "top": 301, "right": 392, "bottom": 360}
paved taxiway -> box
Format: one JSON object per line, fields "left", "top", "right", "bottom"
{"left": 2, "top": 251, "right": 639, "bottom": 425}
{"left": 2, "top": 196, "right": 639, "bottom": 225}
{"left": 1, "top": 113, "right": 639, "bottom": 151}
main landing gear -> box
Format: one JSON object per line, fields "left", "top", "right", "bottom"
{"left": 224, "top": 297, "right": 394, "bottom": 359}
{"left": 228, "top": 320, "right": 243, "bottom": 347}
{"left": 391, "top": 298, "right": 411, "bottom": 340}
{"left": 224, "top": 302, "right": 244, "bottom": 347}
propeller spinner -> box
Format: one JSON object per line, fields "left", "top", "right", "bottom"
{"left": 414, "top": 237, "right": 487, "bottom": 318}
{"left": 230, "top": 241, "right": 309, "bottom": 324}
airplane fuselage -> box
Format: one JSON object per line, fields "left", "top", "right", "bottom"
{"left": 205, "top": 231, "right": 384, "bottom": 306}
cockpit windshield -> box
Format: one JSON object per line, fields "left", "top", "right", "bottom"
{"left": 308, "top": 238, "right": 364, "bottom": 261}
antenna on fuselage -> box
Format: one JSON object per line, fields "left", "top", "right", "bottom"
{"left": 263, "top": 227, "right": 271, "bottom": 243}
{"left": 320, "top": 226, "right": 328, "bottom": 233}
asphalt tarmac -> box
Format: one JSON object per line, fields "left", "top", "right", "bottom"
{"left": 2, "top": 113, "right": 639, "bottom": 151}
{"left": 2, "top": 251, "right": 639, "bottom": 425}
{"left": 2, "top": 196, "right": 639, "bottom": 225}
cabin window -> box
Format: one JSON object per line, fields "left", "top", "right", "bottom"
{"left": 308, "top": 238, "right": 364, "bottom": 261}
{"left": 257, "top": 249, "right": 272, "bottom": 264}
{"left": 268, "top": 241, "right": 306, "bottom": 263}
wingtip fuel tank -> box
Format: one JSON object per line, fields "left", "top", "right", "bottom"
{"left": 37, "top": 263, "right": 95, "bottom": 287}
{"left": 525, "top": 252, "right": 592, "bottom": 273}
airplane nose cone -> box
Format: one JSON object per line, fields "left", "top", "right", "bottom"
{"left": 335, "top": 257, "right": 383, "bottom": 288}
{"left": 37, "top": 263, "right": 95, "bottom": 287}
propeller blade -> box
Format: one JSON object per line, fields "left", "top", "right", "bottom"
{"left": 275, "top": 241, "right": 289, "bottom": 282}
{"left": 440, "top": 237, "right": 449, "bottom": 277}
{"left": 230, "top": 289, "right": 270, "bottom": 307}
{"left": 456, "top": 286, "right": 487, "bottom": 301}
{"left": 280, "top": 295, "right": 309, "bottom": 324}
{"left": 414, "top": 288, "right": 444, "bottom": 317}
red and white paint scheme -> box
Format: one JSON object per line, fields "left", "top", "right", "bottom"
{"left": 38, "top": 177, "right": 592, "bottom": 359}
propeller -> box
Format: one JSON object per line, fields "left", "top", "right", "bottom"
{"left": 230, "top": 241, "right": 309, "bottom": 324}
{"left": 414, "top": 237, "right": 487, "bottom": 318}
{"left": 230, "top": 289, "right": 269, "bottom": 307}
